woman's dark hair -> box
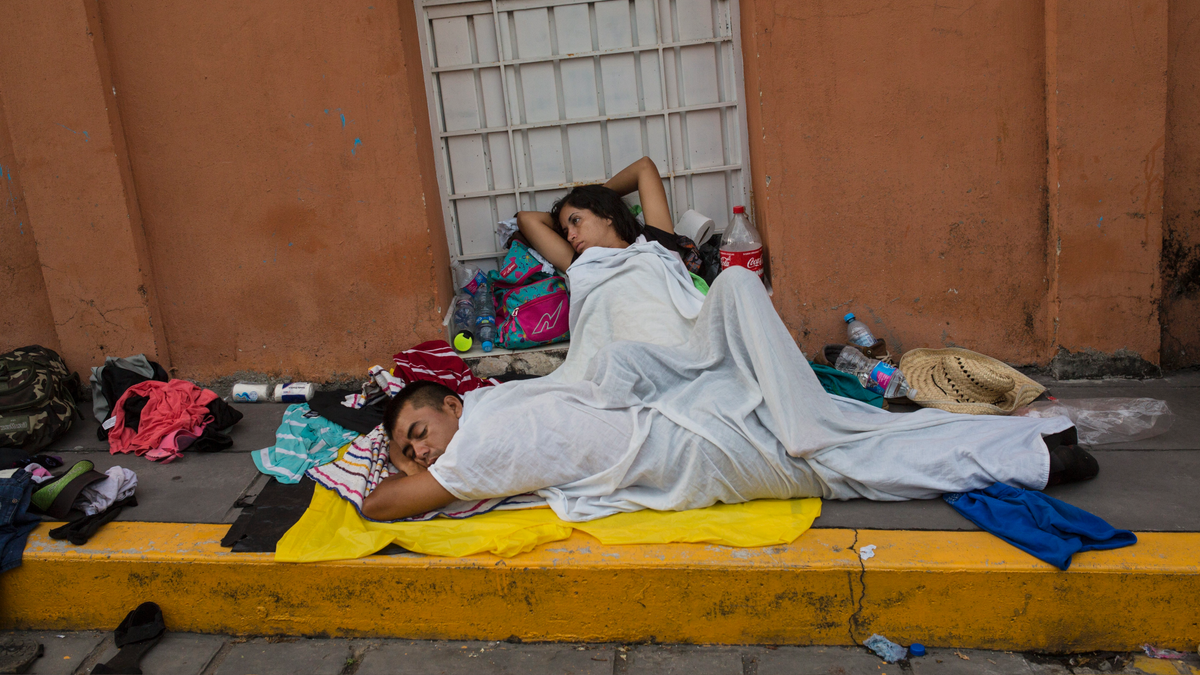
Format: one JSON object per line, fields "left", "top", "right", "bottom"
{"left": 550, "top": 184, "right": 643, "bottom": 245}
{"left": 383, "top": 380, "right": 462, "bottom": 439}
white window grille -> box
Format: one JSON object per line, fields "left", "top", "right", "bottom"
{"left": 414, "top": 0, "right": 753, "bottom": 271}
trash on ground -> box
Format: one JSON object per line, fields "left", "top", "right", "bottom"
{"left": 859, "top": 544, "right": 876, "bottom": 560}
{"left": 274, "top": 382, "right": 315, "bottom": 403}
{"left": 865, "top": 634, "right": 907, "bottom": 663}
{"left": 1141, "top": 644, "right": 1187, "bottom": 659}
{"left": 1014, "top": 398, "right": 1173, "bottom": 445}
{"left": 232, "top": 382, "right": 270, "bottom": 402}
{"left": 909, "top": 643, "right": 926, "bottom": 657}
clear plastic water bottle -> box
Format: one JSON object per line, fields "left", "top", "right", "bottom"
{"left": 719, "top": 206, "right": 764, "bottom": 279}
{"left": 844, "top": 313, "right": 878, "bottom": 348}
{"left": 833, "top": 346, "right": 917, "bottom": 399}
{"left": 452, "top": 261, "right": 487, "bottom": 295}
{"left": 451, "top": 292, "right": 476, "bottom": 352}
{"left": 473, "top": 281, "right": 497, "bottom": 352}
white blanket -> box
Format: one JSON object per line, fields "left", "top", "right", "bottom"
{"left": 550, "top": 238, "right": 705, "bottom": 382}
{"left": 432, "top": 267, "right": 1074, "bottom": 521}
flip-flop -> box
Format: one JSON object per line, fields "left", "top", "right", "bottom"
{"left": 0, "top": 635, "right": 42, "bottom": 674}
{"left": 29, "top": 460, "right": 108, "bottom": 520}
{"left": 92, "top": 602, "right": 165, "bottom": 675}
{"left": 30, "top": 460, "right": 96, "bottom": 512}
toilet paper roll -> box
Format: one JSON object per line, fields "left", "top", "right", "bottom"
{"left": 675, "top": 209, "right": 715, "bottom": 245}
{"left": 232, "top": 383, "right": 270, "bottom": 403}
{"left": 274, "top": 382, "right": 316, "bottom": 403}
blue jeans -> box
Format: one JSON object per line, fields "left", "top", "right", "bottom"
{"left": 0, "top": 470, "right": 42, "bottom": 573}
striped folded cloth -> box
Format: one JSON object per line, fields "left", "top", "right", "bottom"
{"left": 252, "top": 404, "right": 360, "bottom": 484}
{"left": 306, "top": 424, "right": 543, "bottom": 522}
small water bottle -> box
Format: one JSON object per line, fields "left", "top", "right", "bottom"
{"left": 833, "top": 346, "right": 917, "bottom": 399}
{"left": 453, "top": 262, "right": 488, "bottom": 296}
{"left": 844, "top": 313, "right": 877, "bottom": 348}
{"left": 474, "top": 281, "right": 497, "bottom": 352}
{"left": 452, "top": 292, "right": 476, "bottom": 352}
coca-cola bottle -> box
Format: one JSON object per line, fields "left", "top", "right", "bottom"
{"left": 719, "top": 206, "right": 764, "bottom": 279}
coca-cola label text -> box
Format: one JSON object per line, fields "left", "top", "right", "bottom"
{"left": 719, "top": 247, "right": 764, "bottom": 277}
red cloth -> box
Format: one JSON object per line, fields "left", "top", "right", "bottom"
{"left": 108, "top": 379, "right": 218, "bottom": 461}
{"left": 391, "top": 340, "right": 495, "bottom": 395}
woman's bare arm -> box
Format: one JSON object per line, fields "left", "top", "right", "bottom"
{"left": 361, "top": 471, "right": 456, "bottom": 521}
{"left": 604, "top": 156, "right": 674, "bottom": 234}
{"left": 516, "top": 210, "right": 575, "bottom": 271}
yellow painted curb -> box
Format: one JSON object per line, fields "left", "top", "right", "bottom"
{"left": 2, "top": 523, "right": 1198, "bottom": 651}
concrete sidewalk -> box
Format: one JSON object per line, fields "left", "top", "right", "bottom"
{"left": 37, "top": 371, "right": 1200, "bottom": 532}
{"left": 5, "top": 632, "right": 1199, "bottom": 675}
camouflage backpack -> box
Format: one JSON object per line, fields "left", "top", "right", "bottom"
{"left": 0, "top": 345, "right": 82, "bottom": 453}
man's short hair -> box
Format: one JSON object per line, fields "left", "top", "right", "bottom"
{"left": 383, "top": 380, "right": 462, "bottom": 439}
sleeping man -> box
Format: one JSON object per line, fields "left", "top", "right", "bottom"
{"left": 361, "top": 267, "right": 1098, "bottom": 523}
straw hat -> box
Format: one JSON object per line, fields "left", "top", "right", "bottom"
{"left": 899, "top": 347, "right": 1044, "bottom": 415}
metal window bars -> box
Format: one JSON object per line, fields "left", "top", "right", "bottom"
{"left": 415, "top": 0, "right": 752, "bottom": 267}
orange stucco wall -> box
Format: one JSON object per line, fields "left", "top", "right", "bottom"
{"left": 0, "top": 0, "right": 1193, "bottom": 379}
{"left": 0, "top": 93, "right": 58, "bottom": 353}
{"left": 93, "top": 0, "right": 453, "bottom": 380}
{"left": 740, "top": 0, "right": 1052, "bottom": 363}
{"left": 1163, "top": 0, "right": 1200, "bottom": 369}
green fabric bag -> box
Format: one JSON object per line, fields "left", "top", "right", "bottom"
{"left": 809, "top": 362, "right": 884, "bottom": 408}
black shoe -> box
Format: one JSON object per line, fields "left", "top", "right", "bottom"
{"left": 1047, "top": 444, "right": 1099, "bottom": 486}
{"left": 92, "top": 602, "right": 165, "bottom": 674}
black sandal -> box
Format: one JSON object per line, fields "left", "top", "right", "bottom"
{"left": 92, "top": 602, "right": 165, "bottom": 674}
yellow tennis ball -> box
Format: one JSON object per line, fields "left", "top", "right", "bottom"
{"left": 453, "top": 331, "right": 473, "bottom": 352}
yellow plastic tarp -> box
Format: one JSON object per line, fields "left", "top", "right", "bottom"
{"left": 275, "top": 482, "right": 822, "bottom": 562}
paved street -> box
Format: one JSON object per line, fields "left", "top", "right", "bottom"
{"left": 6, "top": 633, "right": 1198, "bottom": 675}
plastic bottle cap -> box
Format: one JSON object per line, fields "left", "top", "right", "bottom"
{"left": 481, "top": 341, "right": 494, "bottom": 352}
{"left": 732, "top": 206, "right": 745, "bottom": 214}
{"left": 844, "top": 313, "right": 856, "bottom": 322}
{"left": 909, "top": 644, "right": 926, "bottom": 657}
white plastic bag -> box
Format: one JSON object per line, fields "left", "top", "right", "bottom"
{"left": 1013, "top": 398, "right": 1174, "bottom": 445}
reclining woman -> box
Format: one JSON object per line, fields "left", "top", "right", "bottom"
{"left": 362, "top": 267, "right": 1099, "bottom": 523}
{"left": 517, "top": 156, "right": 707, "bottom": 382}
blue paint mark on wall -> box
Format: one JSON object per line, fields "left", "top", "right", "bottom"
{"left": 352, "top": 138, "right": 362, "bottom": 155}
{"left": 1097, "top": 216, "right": 1104, "bottom": 228}
{"left": 324, "top": 109, "right": 330, "bottom": 114}
{"left": 55, "top": 123, "right": 89, "bottom": 142}
{"left": 341, "top": 114, "right": 346, "bottom": 128}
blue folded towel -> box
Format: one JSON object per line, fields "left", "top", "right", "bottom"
{"left": 944, "top": 483, "right": 1136, "bottom": 570}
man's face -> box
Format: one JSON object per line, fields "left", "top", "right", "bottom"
{"left": 390, "top": 397, "right": 462, "bottom": 468}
